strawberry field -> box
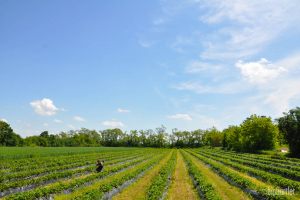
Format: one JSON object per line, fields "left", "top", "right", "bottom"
{"left": 1, "top": 147, "right": 300, "bottom": 200}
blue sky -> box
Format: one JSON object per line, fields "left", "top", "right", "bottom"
{"left": 1, "top": 0, "right": 300, "bottom": 137}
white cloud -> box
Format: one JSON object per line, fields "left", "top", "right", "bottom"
{"left": 54, "top": 119, "right": 63, "bottom": 123}
{"left": 167, "top": 113, "right": 192, "bottom": 121}
{"left": 102, "top": 120, "right": 124, "bottom": 128}
{"left": 43, "top": 123, "right": 49, "bottom": 127}
{"left": 235, "top": 54, "right": 300, "bottom": 115}
{"left": 156, "top": 1, "right": 300, "bottom": 60}
{"left": 0, "top": 118, "right": 8, "bottom": 123}
{"left": 153, "top": 1, "right": 300, "bottom": 128}
{"left": 236, "top": 58, "right": 286, "bottom": 84}
{"left": 117, "top": 108, "right": 131, "bottom": 113}
{"left": 197, "top": 0, "right": 300, "bottom": 60}
{"left": 175, "top": 53, "right": 300, "bottom": 118}
{"left": 73, "top": 116, "right": 86, "bottom": 122}
{"left": 154, "top": 0, "right": 300, "bottom": 61}
{"left": 30, "top": 98, "right": 58, "bottom": 116}
{"left": 177, "top": 54, "right": 297, "bottom": 98}
{"left": 199, "top": 0, "right": 297, "bottom": 25}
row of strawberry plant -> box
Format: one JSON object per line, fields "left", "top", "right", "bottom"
{"left": 1, "top": 148, "right": 146, "bottom": 169}
{"left": 146, "top": 151, "right": 177, "bottom": 200}
{"left": 69, "top": 153, "right": 167, "bottom": 200}
{"left": 182, "top": 151, "right": 222, "bottom": 200}
{"left": 186, "top": 150, "right": 295, "bottom": 200}
{"left": 1, "top": 149, "right": 145, "bottom": 172}
{"left": 199, "top": 149, "right": 300, "bottom": 181}
{"left": 206, "top": 149, "right": 300, "bottom": 172}
{"left": 2, "top": 151, "right": 141, "bottom": 182}
{"left": 197, "top": 150, "right": 300, "bottom": 192}
{"left": 1, "top": 154, "right": 144, "bottom": 195}
{"left": 210, "top": 148, "right": 300, "bottom": 166}
{"left": 4, "top": 154, "right": 152, "bottom": 200}
{"left": 0, "top": 152, "right": 106, "bottom": 171}
{"left": 0, "top": 147, "right": 130, "bottom": 160}
{"left": 204, "top": 148, "right": 300, "bottom": 168}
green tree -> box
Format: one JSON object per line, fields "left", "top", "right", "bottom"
{"left": 277, "top": 107, "right": 300, "bottom": 157}
{"left": 100, "top": 128, "right": 123, "bottom": 146}
{"left": 240, "top": 115, "right": 278, "bottom": 152}
{"left": 155, "top": 125, "right": 167, "bottom": 147}
{"left": 204, "top": 127, "right": 223, "bottom": 147}
{"left": 139, "top": 130, "right": 148, "bottom": 147}
{"left": 191, "top": 129, "right": 204, "bottom": 147}
{"left": 24, "top": 136, "right": 48, "bottom": 146}
{"left": 39, "top": 131, "right": 49, "bottom": 146}
{"left": 0, "top": 121, "right": 22, "bottom": 146}
{"left": 40, "top": 131, "right": 49, "bottom": 138}
{"left": 172, "top": 129, "right": 184, "bottom": 147}
{"left": 222, "top": 126, "right": 242, "bottom": 151}
{"left": 48, "top": 134, "right": 61, "bottom": 146}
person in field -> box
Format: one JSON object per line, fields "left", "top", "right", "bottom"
{"left": 96, "top": 160, "right": 104, "bottom": 172}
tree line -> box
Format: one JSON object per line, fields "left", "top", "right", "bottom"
{"left": 1, "top": 107, "right": 300, "bottom": 157}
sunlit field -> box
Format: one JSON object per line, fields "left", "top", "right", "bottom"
{"left": 1, "top": 147, "right": 300, "bottom": 200}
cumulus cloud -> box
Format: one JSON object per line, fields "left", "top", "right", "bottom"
{"left": 117, "top": 108, "right": 131, "bottom": 113}
{"left": 102, "top": 120, "right": 124, "bottom": 128}
{"left": 174, "top": 53, "right": 300, "bottom": 118}
{"left": 236, "top": 58, "right": 286, "bottom": 84}
{"left": 167, "top": 113, "right": 192, "bottom": 121}
{"left": 174, "top": 56, "right": 300, "bottom": 119}
{"left": 30, "top": 98, "right": 58, "bottom": 116}
{"left": 235, "top": 54, "right": 300, "bottom": 114}
{"left": 73, "top": 116, "right": 86, "bottom": 122}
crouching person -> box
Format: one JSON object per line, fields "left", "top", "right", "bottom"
{"left": 96, "top": 160, "right": 104, "bottom": 172}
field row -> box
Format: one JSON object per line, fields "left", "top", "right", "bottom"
{"left": 1, "top": 147, "right": 300, "bottom": 199}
